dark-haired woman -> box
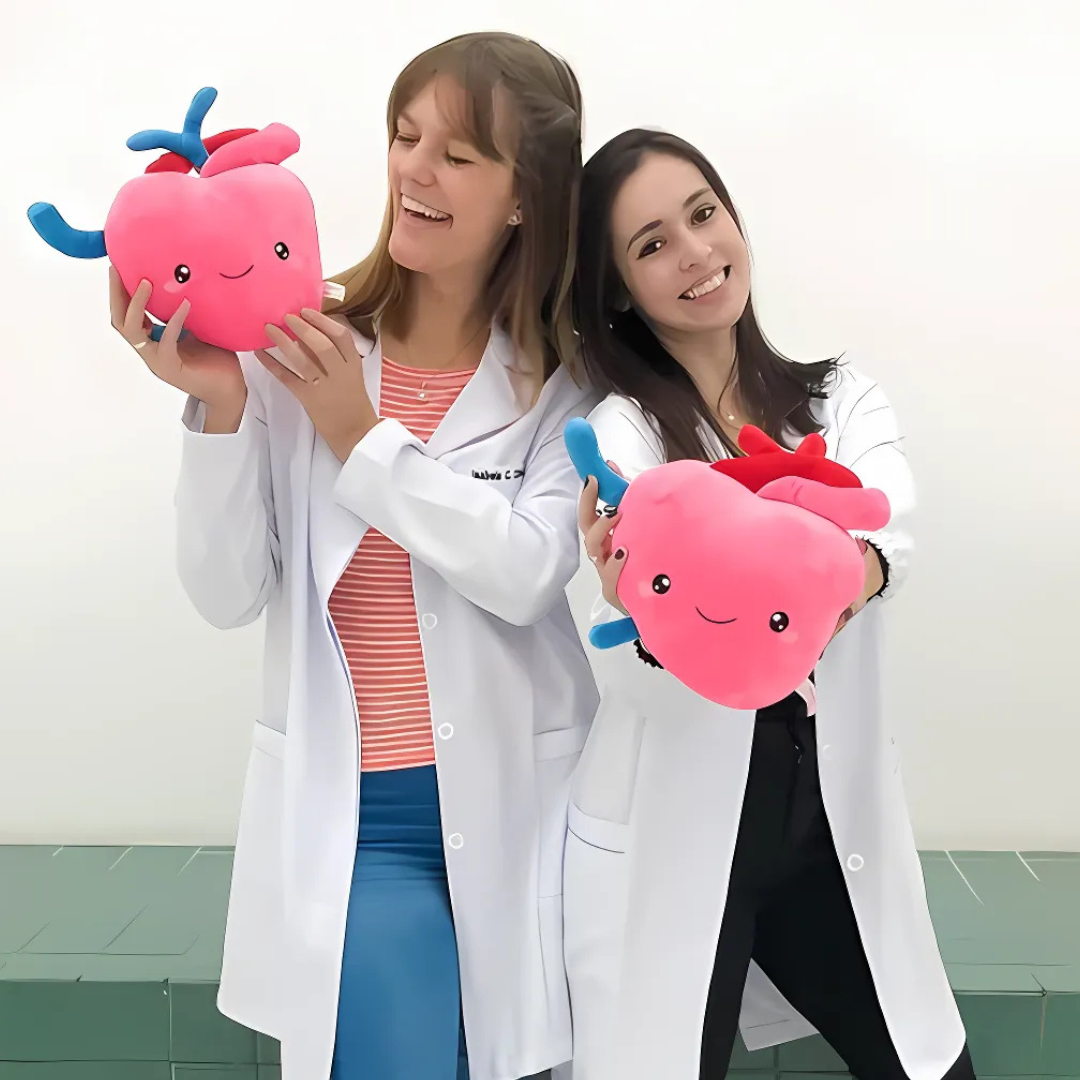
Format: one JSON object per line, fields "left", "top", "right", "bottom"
{"left": 562, "top": 129, "right": 975, "bottom": 1080}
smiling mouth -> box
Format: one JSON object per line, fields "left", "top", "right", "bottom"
{"left": 696, "top": 607, "right": 737, "bottom": 625}
{"left": 401, "top": 192, "right": 452, "bottom": 223}
{"left": 680, "top": 266, "right": 731, "bottom": 300}
{"left": 220, "top": 265, "right": 254, "bottom": 280}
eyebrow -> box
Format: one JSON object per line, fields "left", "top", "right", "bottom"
{"left": 626, "top": 187, "right": 712, "bottom": 251}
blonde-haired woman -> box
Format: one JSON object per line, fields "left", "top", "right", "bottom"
{"left": 109, "top": 33, "right": 598, "bottom": 1080}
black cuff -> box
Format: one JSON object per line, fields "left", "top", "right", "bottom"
{"left": 867, "top": 540, "right": 889, "bottom": 599}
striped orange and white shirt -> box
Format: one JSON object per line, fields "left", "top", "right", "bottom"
{"left": 328, "top": 356, "right": 477, "bottom": 772}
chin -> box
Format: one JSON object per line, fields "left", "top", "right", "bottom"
{"left": 388, "top": 229, "right": 434, "bottom": 274}
{"left": 669, "top": 294, "right": 749, "bottom": 334}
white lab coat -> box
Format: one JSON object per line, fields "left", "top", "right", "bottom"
{"left": 561, "top": 361, "right": 967, "bottom": 1080}
{"left": 174, "top": 321, "right": 601, "bottom": 1080}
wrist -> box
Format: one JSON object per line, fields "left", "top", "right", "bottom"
{"left": 203, "top": 390, "right": 247, "bottom": 435}
{"left": 330, "top": 414, "right": 381, "bottom": 463}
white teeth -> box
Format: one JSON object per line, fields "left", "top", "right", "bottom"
{"left": 401, "top": 194, "right": 450, "bottom": 221}
{"left": 682, "top": 269, "right": 728, "bottom": 299}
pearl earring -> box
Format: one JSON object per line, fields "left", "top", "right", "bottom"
{"left": 508, "top": 211, "right": 522, "bottom": 226}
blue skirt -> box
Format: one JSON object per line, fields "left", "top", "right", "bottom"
{"left": 331, "top": 764, "right": 469, "bottom": 1080}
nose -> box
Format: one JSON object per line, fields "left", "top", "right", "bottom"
{"left": 396, "top": 141, "right": 437, "bottom": 188}
{"left": 677, "top": 229, "right": 712, "bottom": 273}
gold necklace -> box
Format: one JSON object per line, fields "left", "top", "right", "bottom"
{"left": 719, "top": 352, "right": 739, "bottom": 423}
{"left": 718, "top": 383, "right": 738, "bottom": 424}
{"left": 403, "top": 320, "right": 487, "bottom": 402}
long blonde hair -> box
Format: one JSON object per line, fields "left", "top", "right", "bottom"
{"left": 325, "top": 32, "right": 584, "bottom": 389}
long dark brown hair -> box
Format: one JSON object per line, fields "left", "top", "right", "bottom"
{"left": 326, "top": 32, "right": 584, "bottom": 392}
{"left": 573, "top": 129, "right": 838, "bottom": 460}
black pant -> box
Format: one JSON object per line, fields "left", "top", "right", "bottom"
{"left": 699, "top": 692, "right": 976, "bottom": 1080}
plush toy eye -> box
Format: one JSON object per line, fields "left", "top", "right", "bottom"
{"left": 652, "top": 575, "right": 671, "bottom": 594}
{"left": 274, "top": 242, "right": 290, "bottom": 260}
{"left": 174, "top": 265, "right": 191, "bottom": 284}
{"left": 770, "top": 612, "right": 790, "bottom": 632}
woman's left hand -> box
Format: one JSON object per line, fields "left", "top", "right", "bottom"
{"left": 830, "top": 539, "right": 884, "bottom": 641}
{"left": 256, "top": 309, "right": 380, "bottom": 462}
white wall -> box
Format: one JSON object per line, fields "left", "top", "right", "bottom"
{"left": 2, "top": 0, "right": 1077, "bottom": 848}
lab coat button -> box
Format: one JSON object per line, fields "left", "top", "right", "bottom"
{"left": 448, "top": 833, "right": 464, "bottom": 849}
{"left": 421, "top": 613, "right": 438, "bottom": 629}
{"left": 437, "top": 723, "right": 454, "bottom": 740}
{"left": 847, "top": 854, "right": 865, "bottom": 872}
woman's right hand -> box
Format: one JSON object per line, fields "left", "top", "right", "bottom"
{"left": 109, "top": 267, "right": 247, "bottom": 412}
{"left": 578, "top": 470, "right": 629, "bottom": 615}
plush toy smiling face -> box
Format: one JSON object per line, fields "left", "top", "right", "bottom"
{"left": 613, "top": 461, "right": 872, "bottom": 709}
{"left": 27, "top": 88, "right": 329, "bottom": 354}
{"left": 104, "top": 161, "right": 322, "bottom": 353}
{"left": 563, "top": 417, "right": 892, "bottom": 711}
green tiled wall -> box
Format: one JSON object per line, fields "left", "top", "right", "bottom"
{"left": 0, "top": 847, "right": 1077, "bottom": 1076}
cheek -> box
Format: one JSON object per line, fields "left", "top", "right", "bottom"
{"left": 453, "top": 180, "right": 511, "bottom": 235}
{"left": 626, "top": 261, "right": 680, "bottom": 320}
{"left": 723, "top": 226, "right": 751, "bottom": 273}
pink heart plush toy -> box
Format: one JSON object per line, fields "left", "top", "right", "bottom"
{"left": 28, "top": 87, "right": 342, "bottom": 352}
{"left": 565, "top": 419, "right": 892, "bottom": 709}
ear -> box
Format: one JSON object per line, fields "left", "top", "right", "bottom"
{"left": 758, "top": 475, "right": 890, "bottom": 532}
{"left": 200, "top": 123, "right": 301, "bottom": 177}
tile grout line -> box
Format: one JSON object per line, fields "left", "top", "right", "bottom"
{"left": 108, "top": 846, "right": 134, "bottom": 872}
{"left": 945, "top": 851, "right": 984, "bottom": 905}
{"left": 179, "top": 846, "right": 203, "bottom": 874}
{"left": 1016, "top": 851, "right": 1041, "bottom": 881}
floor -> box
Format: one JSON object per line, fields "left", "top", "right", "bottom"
{"left": 0, "top": 846, "right": 1077, "bottom": 1077}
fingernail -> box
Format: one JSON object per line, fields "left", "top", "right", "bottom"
{"left": 613, "top": 548, "right": 626, "bottom": 561}
{"left": 583, "top": 475, "right": 594, "bottom": 491}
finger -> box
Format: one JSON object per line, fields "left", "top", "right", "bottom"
{"left": 584, "top": 510, "right": 620, "bottom": 563}
{"left": 265, "top": 324, "right": 326, "bottom": 383}
{"left": 299, "top": 307, "right": 362, "bottom": 362}
{"left": 158, "top": 299, "right": 191, "bottom": 358}
{"left": 605, "top": 459, "right": 626, "bottom": 479}
{"left": 285, "top": 313, "right": 344, "bottom": 372}
{"left": 123, "top": 279, "right": 153, "bottom": 343}
{"left": 600, "top": 546, "right": 627, "bottom": 609}
{"left": 109, "top": 266, "right": 130, "bottom": 330}
{"left": 577, "top": 476, "right": 599, "bottom": 536}
{"left": 256, "top": 348, "right": 308, "bottom": 396}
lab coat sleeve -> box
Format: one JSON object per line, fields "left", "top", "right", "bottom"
{"left": 587, "top": 394, "right": 666, "bottom": 487}
{"left": 332, "top": 397, "right": 595, "bottom": 628}
{"left": 582, "top": 395, "right": 666, "bottom": 627}
{"left": 832, "top": 372, "right": 915, "bottom": 600}
{"left": 174, "top": 355, "right": 280, "bottom": 629}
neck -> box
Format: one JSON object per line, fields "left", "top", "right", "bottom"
{"left": 385, "top": 267, "right": 491, "bottom": 371}
{"left": 653, "top": 323, "right": 739, "bottom": 418}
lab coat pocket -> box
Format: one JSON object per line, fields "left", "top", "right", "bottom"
{"left": 218, "top": 721, "right": 287, "bottom": 1038}
{"left": 563, "top": 815, "right": 630, "bottom": 1080}
{"left": 569, "top": 699, "right": 645, "bottom": 829}
{"left": 535, "top": 724, "right": 590, "bottom": 899}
